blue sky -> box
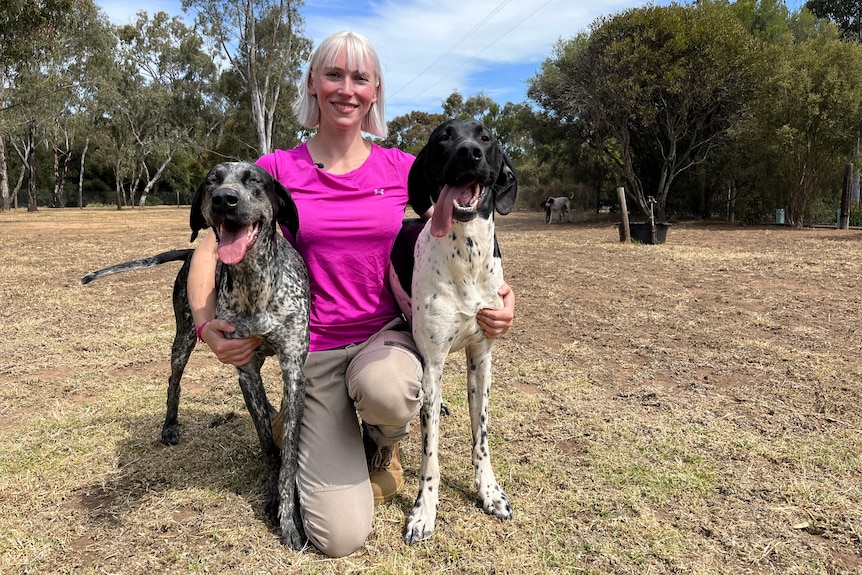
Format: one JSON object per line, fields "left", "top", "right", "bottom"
{"left": 98, "top": 0, "right": 807, "bottom": 121}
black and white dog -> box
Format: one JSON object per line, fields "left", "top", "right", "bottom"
{"left": 542, "top": 195, "right": 572, "bottom": 223}
{"left": 388, "top": 119, "right": 517, "bottom": 544}
{"left": 81, "top": 162, "right": 309, "bottom": 549}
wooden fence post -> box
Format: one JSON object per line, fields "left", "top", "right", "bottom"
{"left": 839, "top": 163, "right": 853, "bottom": 229}
{"left": 617, "top": 186, "right": 630, "bottom": 242}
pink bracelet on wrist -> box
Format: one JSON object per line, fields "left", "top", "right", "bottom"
{"left": 195, "top": 320, "right": 213, "bottom": 343}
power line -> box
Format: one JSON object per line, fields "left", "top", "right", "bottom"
{"left": 397, "top": 0, "right": 554, "bottom": 104}
{"left": 389, "top": 0, "right": 512, "bottom": 100}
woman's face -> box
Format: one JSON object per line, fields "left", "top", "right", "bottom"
{"left": 310, "top": 50, "right": 378, "bottom": 130}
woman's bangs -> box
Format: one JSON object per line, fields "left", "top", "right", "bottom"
{"left": 319, "top": 37, "right": 373, "bottom": 79}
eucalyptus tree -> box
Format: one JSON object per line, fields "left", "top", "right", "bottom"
{"left": 43, "top": 2, "right": 113, "bottom": 208}
{"left": 207, "top": 43, "right": 305, "bottom": 162}
{"left": 184, "top": 0, "right": 310, "bottom": 157}
{"left": 381, "top": 111, "right": 446, "bottom": 157}
{"left": 107, "top": 11, "right": 219, "bottom": 208}
{"left": 0, "top": 0, "right": 78, "bottom": 210}
{"left": 529, "top": 2, "right": 761, "bottom": 220}
{"left": 383, "top": 92, "right": 541, "bottom": 206}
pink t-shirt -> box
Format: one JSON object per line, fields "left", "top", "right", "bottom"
{"left": 257, "top": 143, "right": 414, "bottom": 351}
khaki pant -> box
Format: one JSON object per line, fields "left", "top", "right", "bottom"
{"left": 297, "top": 318, "right": 422, "bottom": 558}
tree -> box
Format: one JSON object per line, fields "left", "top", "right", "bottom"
{"left": 805, "top": 0, "right": 862, "bottom": 42}
{"left": 184, "top": 0, "right": 309, "bottom": 157}
{"left": 729, "top": 0, "right": 793, "bottom": 44}
{"left": 103, "top": 11, "right": 219, "bottom": 208}
{"left": 381, "top": 111, "right": 446, "bottom": 156}
{"left": 42, "top": 1, "right": 112, "bottom": 208}
{"left": 529, "top": 3, "right": 760, "bottom": 220}
{"left": 746, "top": 15, "right": 862, "bottom": 226}
{"left": 0, "top": 0, "right": 77, "bottom": 210}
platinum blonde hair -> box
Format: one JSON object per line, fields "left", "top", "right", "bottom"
{"left": 294, "top": 31, "right": 387, "bottom": 138}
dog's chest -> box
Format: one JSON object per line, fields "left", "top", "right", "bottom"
{"left": 412, "top": 223, "right": 503, "bottom": 327}
{"left": 216, "top": 242, "right": 309, "bottom": 341}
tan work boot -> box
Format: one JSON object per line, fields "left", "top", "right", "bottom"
{"left": 363, "top": 427, "right": 404, "bottom": 505}
{"left": 270, "top": 405, "right": 284, "bottom": 451}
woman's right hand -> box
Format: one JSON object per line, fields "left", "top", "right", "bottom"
{"left": 199, "top": 319, "right": 262, "bottom": 366}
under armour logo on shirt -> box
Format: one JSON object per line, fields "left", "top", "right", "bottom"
{"left": 373, "top": 188, "right": 385, "bottom": 195}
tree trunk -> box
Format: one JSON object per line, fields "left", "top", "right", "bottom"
{"left": 138, "top": 154, "right": 172, "bottom": 208}
{"left": 114, "top": 158, "right": 123, "bottom": 210}
{"left": 51, "top": 139, "right": 61, "bottom": 207}
{"left": 57, "top": 145, "right": 72, "bottom": 208}
{"left": 12, "top": 157, "right": 25, "bottom": 210}
{"left": 27, "top": 120, "right": 37, "bottom": 212}
{"left": 77, "top": 136, "right": 89, "bottom": 209}
{"left": 0, "top": 135, "right": 9, "bottom": 211}
{"left": 839, "top": 163, "right": 852, "bottom": 229}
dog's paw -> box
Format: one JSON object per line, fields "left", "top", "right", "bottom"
{"left": 482, "top": 486, "right": 513, "bottom": 520}
{"left": 280, "top": 519, "right": 307, "bottom": 551}
{"left": 265, "top": 491, "right": 280, "bottom": 526}
{"left": 160, "top": 424, "right": 180, "bottom": 445}
{"left": 404, "top": 506, "right": 436, "bottom": 545}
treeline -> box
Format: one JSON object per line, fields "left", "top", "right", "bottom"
{"left": 527, "top": 0, "right": 862, "bottom": 226}
{"left": 2, "top": 0, "right": 861, "bottom": 226}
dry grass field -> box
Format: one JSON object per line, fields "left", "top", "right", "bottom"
{"left": 1, "top": 206, "right": 860, "bottom": 574}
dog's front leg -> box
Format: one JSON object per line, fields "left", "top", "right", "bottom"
{"left": 404, "top": 360, "right": 444, "bottom": 545}
{"left": 466, "top": 342, "right": 512, "bottom": 520}
{"left": 235, "top": 358, "right": 282, "bottom": 524}
{"left": 277, "top": 355, "right": 307, "bottom": 550}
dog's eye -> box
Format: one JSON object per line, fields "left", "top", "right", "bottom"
{"left": 243, "top": 171, "right": 261, "bottom": 184}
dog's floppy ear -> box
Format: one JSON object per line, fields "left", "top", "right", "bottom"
{"left": 407, "top": 147, "right": 435, "bottom": 217}
{"left": 189, "top": 177, "right": 210, "bottom": 242}
{"left": 493, "top": 148, "right": 518, "bottom": 215}
{"left": 273, "top": 179, "right": 300, "bottom": 240}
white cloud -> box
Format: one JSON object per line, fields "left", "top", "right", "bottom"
{"left": 303, "top": 0, "right": 644, "bottom": 117}
{"left": 98, "top": 0, "right": 658, "bottom": 118}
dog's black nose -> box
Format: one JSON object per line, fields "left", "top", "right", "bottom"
{"left": 212, "top": 187, "right": 239, "bottom": 210}
{"left": 456, "top": 142, "right": 483, "bottom": 163}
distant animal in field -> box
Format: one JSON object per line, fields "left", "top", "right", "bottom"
{"left": 542, "top": 196, "right": 572, "bottom": 223}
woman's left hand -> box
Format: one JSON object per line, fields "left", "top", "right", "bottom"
{"left": 477, "top": 282, "right": 515, "bottom": 339}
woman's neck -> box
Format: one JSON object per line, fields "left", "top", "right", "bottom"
{"left": 307, "top": 125, "right": 372, "bottom": 175}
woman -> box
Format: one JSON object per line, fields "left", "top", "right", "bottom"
{"left": 188, "top": 31, "right": 514, "bottom": 557}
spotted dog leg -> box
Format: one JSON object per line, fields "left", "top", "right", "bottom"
{"left": 404, "top": 360, "right": 444, "bottom": 545}
{"left": 467, "top": 341, "right": 512, "bottom": 520}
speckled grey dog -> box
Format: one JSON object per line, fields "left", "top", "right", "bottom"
{"left": 81, "top": 162, "right": 309, "bottom": 550}
{"left": 388, "top": 120, "right": 517, "bottom": 544}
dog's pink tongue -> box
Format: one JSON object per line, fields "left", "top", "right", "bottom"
{"left": 217, "top": 224, "right": 251, "bottom": 265}
{"left": 430, "top": 184, "right": 473, "bottom": 237}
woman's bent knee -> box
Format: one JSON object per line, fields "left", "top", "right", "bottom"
{"left": 348, "top": 331, "right": 422, "bottom": 429}
{"left": 301, "top": 481, "right": 374, "bottom": 558}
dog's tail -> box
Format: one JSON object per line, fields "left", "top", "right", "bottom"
{"left": 80, "top": 249, "right": 194, "bottom": 284}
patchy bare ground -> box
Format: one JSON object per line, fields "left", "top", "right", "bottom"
{"left": 1, "top": 206, "right": 860, "bottom": 574}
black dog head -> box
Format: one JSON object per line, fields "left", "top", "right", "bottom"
{"left": 189, "top": 162, "right": 299, "bottom": 265}
{"left": 408, "top": 119, "right": 517, "bottom": 237}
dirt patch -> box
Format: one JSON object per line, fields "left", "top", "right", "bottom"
{"left": 0, "top": 207, "right": 859, "bottom": 574}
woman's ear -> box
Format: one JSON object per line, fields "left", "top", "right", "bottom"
{"left": 307, "top": 70, "right": 316, "bottom": 97}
